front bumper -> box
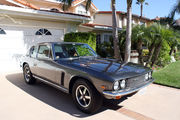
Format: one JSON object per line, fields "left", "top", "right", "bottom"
{"left": 103, "top": 78, "right": 154, "bottom": 99}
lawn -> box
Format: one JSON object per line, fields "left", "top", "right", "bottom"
{"left": 153, "top": 60, "right": 180, "bottom": 88}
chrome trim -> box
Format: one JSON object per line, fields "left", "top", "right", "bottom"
{"left": 33, "top": 75, "right": 69, "bottom": 93}
{"left": 103, "top": 79, "right": 154, "bottom": 99}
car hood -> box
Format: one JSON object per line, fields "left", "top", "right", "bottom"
{"left": 57, "top": 57, "right": 151, "bottom": 79}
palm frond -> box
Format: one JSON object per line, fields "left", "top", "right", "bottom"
{"left": 86, "top": 0, "right": 92, "bottom": 11}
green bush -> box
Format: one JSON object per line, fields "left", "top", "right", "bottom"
{"left": 64, "top": 32, "right": 96, "bottom": 51}
{"left": 96, "top": 41, "right": 114, "bottom": 58}
{"left": 157, "top": 41, "right": 171, "bottom": 66}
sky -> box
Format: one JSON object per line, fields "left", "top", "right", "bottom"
{"left": 93, "top": 0, "right": 180, "bottom": 20}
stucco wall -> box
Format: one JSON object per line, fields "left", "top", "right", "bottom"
{"left": 93, "top": 14, "right": 113, "bottom": 26}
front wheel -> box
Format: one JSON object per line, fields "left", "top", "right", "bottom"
{"left": 23, "top": 64, "right": 36, "bottom": 84}
{"left": 72, "top": 79, "right": 102, "bottom": 114}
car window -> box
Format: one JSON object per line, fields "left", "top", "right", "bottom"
{"left": 37, "top": 45, "right": 51, "bottom": 59}
{"left": 30, "top": 46, "right": 38, "bottom": 58}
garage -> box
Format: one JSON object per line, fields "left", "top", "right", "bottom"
{"left": 0, "top": 26, "right": 64, "bottom": 72}
{"left": 0, "top": 5, "right": 90, "bottom": 72}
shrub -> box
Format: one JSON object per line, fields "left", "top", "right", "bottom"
{"left": 156, "top": 41, "right": 171, "bottom": 66}
{"left": 64, "top": 32, "right": 96, "bottom": 51}
{"left": 96, "top": 41, "right": 114, "bottom": 58}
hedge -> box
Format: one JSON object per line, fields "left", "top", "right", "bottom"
{"left": 64, "top": 32, "right": 96, "bottom": 51}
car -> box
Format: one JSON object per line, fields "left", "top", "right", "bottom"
{"left": 20, "top": 42, "right": 154, "bottom": 113}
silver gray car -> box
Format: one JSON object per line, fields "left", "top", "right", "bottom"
{"left": 20, "top": 42, "right": 154, "bottom": 113}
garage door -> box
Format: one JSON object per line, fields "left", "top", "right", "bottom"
{"left": 0, "top": 26, "right": 64, "bottom": 72}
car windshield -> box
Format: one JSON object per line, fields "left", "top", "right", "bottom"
{"left": 53, "top": 43, "right": 97, "bottom": 59}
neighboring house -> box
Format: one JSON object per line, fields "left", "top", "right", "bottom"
{"left": 82, "top": 11, "right": 153, "bottom": 44}
{"left": 0, "top": 0, "right": 93, "bottom": 71}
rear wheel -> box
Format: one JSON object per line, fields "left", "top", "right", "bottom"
{"left": 72, "top": 79, "right": 102, "bottom": 114}
{"left": 23, "top": 64, "right": 36, "bottom": 84}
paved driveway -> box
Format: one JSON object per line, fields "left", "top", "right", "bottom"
{"left": 0, "top": 71, "right": 180, "bottom": 120}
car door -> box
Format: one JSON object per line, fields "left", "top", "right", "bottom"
{"left": 29, "top": 45, "right": 39, "bottom": 75}
{"left": 36, "top": 44, "right": 60, "bottom": 84}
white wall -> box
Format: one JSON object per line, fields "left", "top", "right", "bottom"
{"left": 94, "top": 14, "right": 113, "bottom": 26}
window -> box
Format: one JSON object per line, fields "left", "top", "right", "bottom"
{"left": 0, "top": 28, "right": 6, "bottom": 34}
{"left": 35, "top": 29, "right": 52, "bottom": 35}
{"left": 140, "top": 21, "right": 145, "bottom": 25}
{"left": 76, "top": 5, "right": 89, "bottom": 15}
{"left": 30, "top": 46, "right": 38, "bottom": 58}
{"left": 37, "top": 45, "right": 52, "bottom": 59}
{"left": 104, "top": 34, "right": 112, "bottom": 43}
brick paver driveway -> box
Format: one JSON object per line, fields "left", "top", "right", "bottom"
{"left": 0, "top": 71, "right": 180, "bottom": 120}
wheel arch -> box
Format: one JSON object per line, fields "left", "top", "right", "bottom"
{"left": 69, "top": 75, "right": 96, "bottom": 94}
{"left": 23, "top": 62, "right": 28, "bottom": 68}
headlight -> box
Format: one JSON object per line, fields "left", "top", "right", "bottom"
{"left": 145, "top": 73, "right": 149, "bottom": 80}
{"left": 113, "top": 81, "right": 120, "bottom": 91}
{"left": 120, "top": 79, "right": 126, "bottom": 89}
{"left": 148, "top": 72, "right": 152, "bottom": 79}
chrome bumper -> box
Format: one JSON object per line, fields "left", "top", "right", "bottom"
{"left": 103, "top": 79, "right": 154, "bottom": 99}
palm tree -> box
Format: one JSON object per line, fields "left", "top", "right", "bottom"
{"left": 111, "top": 0, "right": 121, "bottom": 59}
{"left": 144, "top": 24, "right": 161, "bottom": 67}
{"left": 169, "top": 0, "right": 180, "bottom": 19}
{"left": 132, "top": 25, "right": 146, "bottom": 64}
{"left": 61, "top": 0, "right": 121, "bottom": 60}
{"left": 136, "top": 0, "right": 148, "bottom": 17}
{"left": 124, "top": 0, "right": 133, "bottom": 62}
{"left": 151, "top": 25, "right": 173, "bottom": 67}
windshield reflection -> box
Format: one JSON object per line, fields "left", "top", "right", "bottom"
{"left": 53, "top": 43, "right": 97, "bottom": 59}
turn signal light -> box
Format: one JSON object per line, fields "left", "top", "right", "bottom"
{"left": 115, "top": 96, "right": 121, "bottom": 99}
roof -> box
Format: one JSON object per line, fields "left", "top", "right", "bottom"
{"left": 82, "top": 23, "right": 122, "bottom": 31}
{"left": 82, "top": 23, "right": 113, "bottom": 28}
{"left": 151, "top": 16, "right": 167, "bottom": 21}
{"left": 0, "top": 5, "right": 90, "bottom": 22}
{"left": 3, "top": 0, "right": 90, "bottom": 18}
{"left": 98, "top": 11, "right": 152, "bottom": 21}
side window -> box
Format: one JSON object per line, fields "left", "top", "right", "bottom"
{"left": 30, "top": 46, "right": 38, "bottom": 58}
{"left": 37, "top": 45, "right": 51, "bottom": 59}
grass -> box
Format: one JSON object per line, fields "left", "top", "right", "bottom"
{"left": 152, "top": 60, "right": 180, "bottom": 88}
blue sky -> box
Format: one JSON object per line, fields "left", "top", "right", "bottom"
{"left": 93, "top": 0, "right": 180, "bottom": 20}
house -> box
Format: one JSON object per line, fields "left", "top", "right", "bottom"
{"left": 0, "top": 0, "right": 153, "bottom": 71}
{"left": 82, "top": 11, "right": 153, "bottom": 44}
{"left": 0, "top": 0, "right": 96, "bottom": 72}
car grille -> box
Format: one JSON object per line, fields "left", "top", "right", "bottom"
{"left": 126, "top": 74, "right": 148, "bottom": 89}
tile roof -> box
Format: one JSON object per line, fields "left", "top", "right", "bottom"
{"left": 12, "top": 0, "right": 90, "bottom": 18}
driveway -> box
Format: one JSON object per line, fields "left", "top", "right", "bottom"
{"left": 0, "top": 71, "right": 180, "bottom": 120}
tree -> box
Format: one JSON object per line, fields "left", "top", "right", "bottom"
{"left": 111, "top": 0, "right": 121, "bottom": 59}
{"left": 144, "top": 24, "right": 161, "bottom": 67}
{"left": 132, "top": 25, "right": 146, "bottom": 64}
{"left": 151, "top": 25, "right": 173, "bottom": 67}
{"left": 169, "top": 0, "right": 180, "bottom": 19}
{"left": 124, "top": 0, "right": 133, "bottom": 62}
{"left": 136, "top": 0, "right": 148, "bottom": 17}
{"left": 61, "top": 0, "right": 121, "bottom": 60}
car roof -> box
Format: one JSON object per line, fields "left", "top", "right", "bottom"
{"left": 37, "top": 42, "right": 85, "bottom": 45}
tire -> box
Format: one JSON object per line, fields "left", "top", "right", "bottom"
{"left": 23, "top": 64, "right": 36, "bottom": 84}
{"left": 72, "top": 79, "right": 103, "bottom": 114}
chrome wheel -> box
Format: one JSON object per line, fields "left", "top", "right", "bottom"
{"left": 75, "top": 85, "right": 91, "bottom": 108}
{"left": 24, "top": 67, "right": 31, "bottom": 82}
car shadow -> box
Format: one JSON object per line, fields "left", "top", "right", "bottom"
{"left": 6, "top": 72, "right": 127, "bottom": 118}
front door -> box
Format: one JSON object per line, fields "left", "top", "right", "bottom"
{"left": 36, "top": 44, "right": 60, "bottom": 84}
